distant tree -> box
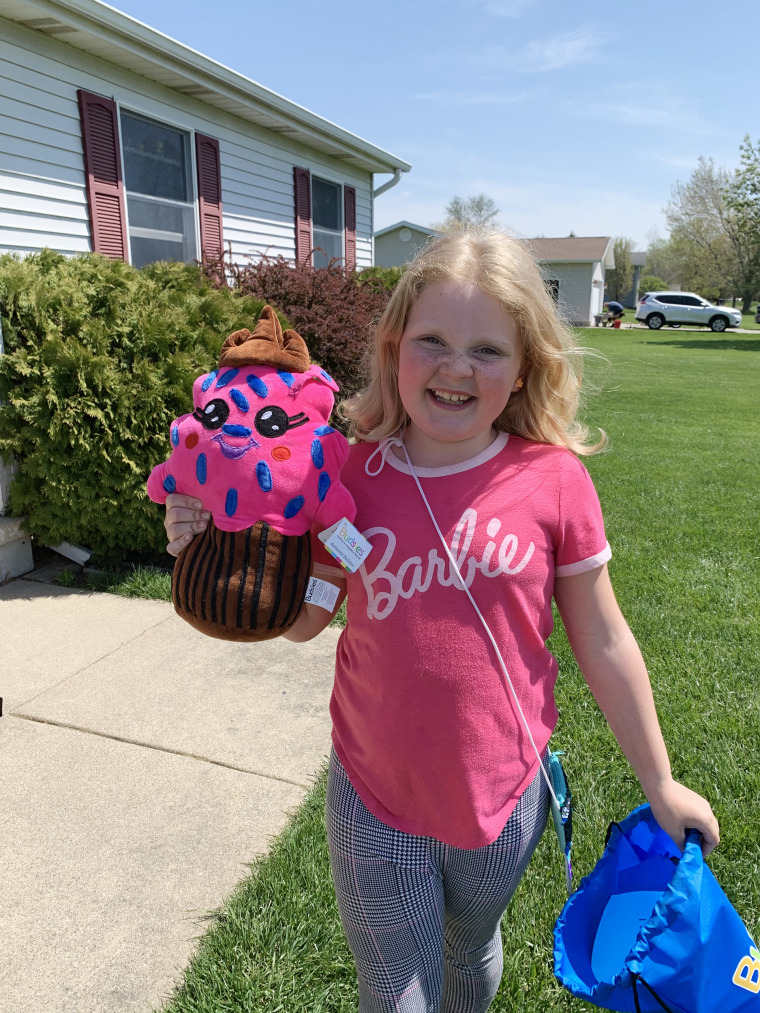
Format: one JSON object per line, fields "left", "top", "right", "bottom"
{"left": 670, "top": 237, "right": 728, "bottom": 301}
{"left": 568, "top": 230, "right": 576, "bottom": 237}
{"left": 605, "top": 236, "right": 634, "bottom": 302}
{"left": 645, "top": 234, "right": 725, "bottom": 298}
{"left": 644, "top": 236, "right": 681, "bottom": 288}
{"left": 723, "top": 135, "right": 760, "bottom": 312}
{"left": 664, "top": 156, "right": 739, "bottom": 302}
{"left": 433, "top": 193, "right": 500, "bottom": 231}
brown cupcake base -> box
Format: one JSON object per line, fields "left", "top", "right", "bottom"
{"left": 171, "top": 519, "right": 312, "bottom": 642}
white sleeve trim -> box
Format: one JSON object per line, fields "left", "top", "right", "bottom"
{"left": 555, "top": 542, "right": 612, "bottom": 577}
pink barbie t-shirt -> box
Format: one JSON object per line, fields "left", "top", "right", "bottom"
{"left": 312, "top": 433, "right": 611, "bottom": 848}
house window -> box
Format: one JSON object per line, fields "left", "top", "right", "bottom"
{"left": 77, "top": 90, "right": 223, "bottom": 266}
{"left": 120, "top": 112, "right": 197, "bottom": 268}
{"left": 311, "top": 176, "right": 343, "bottom": 268}
{"left": 546, "top": 279, "right": 560, "bottom": 303}
{"left": 293, "top": 166, "right": 356, "bottom": 271}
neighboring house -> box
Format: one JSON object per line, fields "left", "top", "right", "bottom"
{"left": 0, "top": 0, "right": 411, "bottom": 272}
{"left": 374, "top": 221, "right": 438, "bottom": 267}
{"left": 523, "top": 237, "right": 614, "bottom": 326}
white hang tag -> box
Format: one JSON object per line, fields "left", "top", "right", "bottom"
{"left": 321, "top": 517, "right": 372, "bottom": 573}
{"left": 303, "top": 576, "right": 340, "bottom": 612}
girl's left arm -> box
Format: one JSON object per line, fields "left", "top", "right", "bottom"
{"left": 553, "top": 564, "right": 720, "bottom": 855}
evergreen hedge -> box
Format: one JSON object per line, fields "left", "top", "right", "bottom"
{"left": 0, "top": 251, "right": 273, "bottom": 563}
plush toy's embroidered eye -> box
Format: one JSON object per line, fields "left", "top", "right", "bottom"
{"left": 193, "top": 398, "right": 230, "bottom": 430}
{"left": 254, "top": 405, "right": 309, "bottom": 439}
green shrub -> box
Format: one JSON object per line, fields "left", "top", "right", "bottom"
{"left": 638, "top": 275, "right": 668, "bottom": 294}
{"left": 203, "top": 252, "right": 393, "bottom": 407}
{"left": 356, "top": 265, "right": 403, "bottom": 292}
{"left": 0, "top": 250, "right": 274, "bottom": 563}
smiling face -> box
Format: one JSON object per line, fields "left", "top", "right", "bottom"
{"left": 397, "top": 281, "right": 523, "bottom": 467}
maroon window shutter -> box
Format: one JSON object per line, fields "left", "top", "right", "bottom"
{"left": 344, "top": 186, "right": 356, "bottom": 272}
{"left": 293, "top": 166, "right": 312, "bottom": 265}
{"left": 195, "top": 133, "right": 224, "bottom": 259}
{"left": 77, "top": 89, "right": 128, "bottom": 261}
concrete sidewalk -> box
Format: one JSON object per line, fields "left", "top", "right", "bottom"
{"left": 0, "top": 574, "right": 340, "bottom": 1013}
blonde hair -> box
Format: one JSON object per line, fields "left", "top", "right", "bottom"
{"left": 340, "top": 229, "right": 606, "bottom": 456}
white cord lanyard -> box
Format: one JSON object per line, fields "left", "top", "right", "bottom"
{"left": 399, "top": 440, "right": 562, "bottom": 816}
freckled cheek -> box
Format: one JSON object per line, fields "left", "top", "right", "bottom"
{"left": 399, "top": 348, "right": 441, "bottom": 390}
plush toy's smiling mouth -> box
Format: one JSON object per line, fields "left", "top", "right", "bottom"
{"left": 211, "top": 433, "right": 260, "bottom": 460}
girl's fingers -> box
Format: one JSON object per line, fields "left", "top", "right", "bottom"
{"left": 165, "top": 511, "right": 209, "bottom": 536}
{"left": 166, "top": 492, "right": 204, "bottom": 508}
{"left": 167, "top": 531, "right": 195, "bottom": 557}
{"left": 163, "top": 493, "right": 210, "bottom": 552}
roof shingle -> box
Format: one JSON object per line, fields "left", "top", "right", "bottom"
{"left": 522, "top": 236, "right": 611, "bottom": 262}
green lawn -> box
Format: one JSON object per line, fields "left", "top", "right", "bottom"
{"left": 146, "top": 326, "right": 758, "bottom": 1012}
{"left": 57, "top": 564, "right": 173, "bottom": 599}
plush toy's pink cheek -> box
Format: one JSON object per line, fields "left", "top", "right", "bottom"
{"left": 186, "top": 433, "right": 199, "bottom": 450}
{"left": 272, "top": 446, "right": 291, "bottom": 461}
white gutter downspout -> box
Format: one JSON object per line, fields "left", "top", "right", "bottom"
{"left": 373, "top": 169, "right": 404, "bottom": 198}
{"left": 371, "top": 170, "right": 405, "bottom": 266}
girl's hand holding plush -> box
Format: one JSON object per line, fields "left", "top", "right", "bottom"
{"left": 164, "top": 493, "right": 209, "bottom": 557}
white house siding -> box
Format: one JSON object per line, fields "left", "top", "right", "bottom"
{"left": 374, "top": 227, "right": 433, "bottom": 268}
{"left": 540, "top": 261, "right": 596, "bottom": 326}
{"left": 0, "top": 17, "right": 374, "bottom": 267}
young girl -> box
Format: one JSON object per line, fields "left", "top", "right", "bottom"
{"left": 164, "top": 230, "right": 719, "bottom": 1013}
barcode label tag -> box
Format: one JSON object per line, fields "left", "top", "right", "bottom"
{"left": 303, "top": 577, "right": 341, "bottom": 612}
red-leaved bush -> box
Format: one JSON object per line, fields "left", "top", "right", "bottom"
{"left": 202, "top": 251, "right": 394, "bottom": 408}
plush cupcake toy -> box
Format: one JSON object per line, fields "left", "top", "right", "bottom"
{"left": 147, "top": 306, "right": 355, "bottom": 641}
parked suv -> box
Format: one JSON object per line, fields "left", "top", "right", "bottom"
{"left": 635, "top": 292, "right": 742, "bottom": 332}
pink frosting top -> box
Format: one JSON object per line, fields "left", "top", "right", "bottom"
{"left": 147, "top": 363, "right": 355, "bottom": 534}
{"left": 312, "top": 434, "right": 611, "bottom": 848}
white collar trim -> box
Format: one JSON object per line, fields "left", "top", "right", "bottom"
{"left": 380, "top": 432, "right": 510, "bottom": 477}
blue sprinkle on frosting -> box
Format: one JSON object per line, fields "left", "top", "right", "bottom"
{"left": 318, "top": 472, "right": 331, "bottom": 502}
{"left": 246, "top": 375, "right": 268, "bottom": 398}
{"left": 196, "top": 453, "right": 207, "bottom": 485}
{"left": 256, "top": 461, "right": 273, "bottom": 492}
{"left": 163, "top": 475, "right": 176, "bottom": 494}
{"left": 225, "top": 488, "right": 238, "bottom": 517}
{"left": 277, "top": 370, "right": 294, "bottom": 387}
{"left": 311, "top": 439, "right": 324, "bottom": 469}
{"left": 230, "top": 388, "right": 249, "bottom": 412}
{"left": 284, "top": 495, "right": 304, "bottom": 519}
{"left": 314, "top": 425, "right": 335, "bottom": 436}
{"left": 216, "top": 368, "right": 239, "bottom": 388}
{"left": 201, "top": 371, "right": 217, "bottom": 391}
{"left": 222, "top": 424, "right": 252, "bottom": 437}
{"left": 171, "top": 426, "right": 179, "bottom": 447}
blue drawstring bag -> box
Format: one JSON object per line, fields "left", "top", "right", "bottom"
{"left": 554, "top": 804, "right": 760, "bottom": 1012}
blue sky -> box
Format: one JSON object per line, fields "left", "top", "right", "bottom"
{"left": 112, "top": 0, "right": 756, "bottom": 250}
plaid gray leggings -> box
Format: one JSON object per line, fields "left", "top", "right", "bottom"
{"left": 326, "top": 750, "right": 549, "bottom": 1013}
